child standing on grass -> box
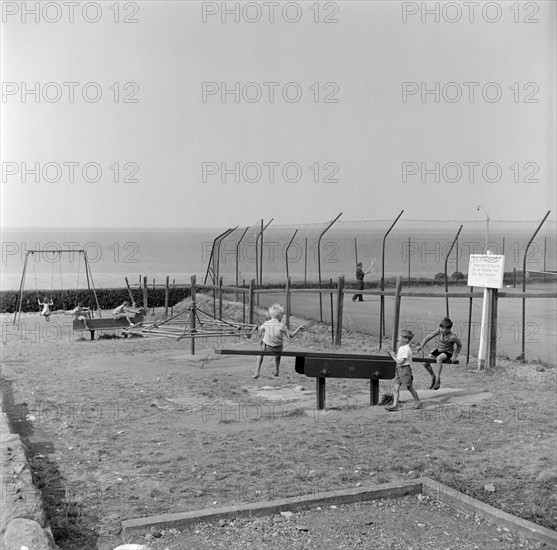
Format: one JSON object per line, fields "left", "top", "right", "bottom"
{"left": 252, "top": 304, "right": 305, "bottom": 379}
{"left": 417, "top": 317, "right": 462, "bottom": 390}
{"left": 385, "top": 330, "right": 422, "bottom": 411}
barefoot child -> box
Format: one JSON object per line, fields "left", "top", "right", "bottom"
{"left": 385, "top": 330, "right": 422, "bottom": 411}
{"left": 252, "top": 304, "right": 305, "bottom": 379}
{"left": 113, "top": 301, "right": 141, "bottom": 326}
{"left": 66, "top": 303, "right": 91, "bottom": 330}
{"left": 417, "top": 317, "right": 462, "bottom": 390}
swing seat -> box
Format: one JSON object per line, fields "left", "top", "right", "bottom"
{"left": 73, "top": 313, "right": 145, "bottom": 340}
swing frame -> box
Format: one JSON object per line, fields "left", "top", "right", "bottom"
{"left": 13, "top": 249, "right": 101, "bottom": 327}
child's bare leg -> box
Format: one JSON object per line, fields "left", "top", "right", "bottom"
{"left": 424, "top": 359, "right": 436, "bottom": 389}
{"left": 385, "top": 383, "right": 401, "bottom": 410}
{"left": 408, "top": 385, "right": 422, "bottom": 407}
{"left": 253, "top": 355, "right": 264, "bottom": 379}
{"left": 433, "top": 354, "right": 446, "bottom": 389}
{"left": 274, "top": 356, "right": 281, "bottom": 376}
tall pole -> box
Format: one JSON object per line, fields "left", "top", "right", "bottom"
{"left": 444, "top": 225, "right": 463, "bottom": 316}
{"left": 14, "top": 251, "right": 30, "bottom": 327}
{"left": 380, "top": 210, "right": 404, "bottom": 347}
{"left": 235, "top": 226, "right": 250, "bottom": 288}
{"left": 476, "top": 206, "right": 491, "bottom": 369}
{"left": 477, "top": 205, "right": 490, "bottom": 252}
{"left": 285, "top": 229, "right": 298, "bottom": 281}
{"left": 318, "top": 212, "right": 342, "bottom": 321}
{"left": 520, "top": 211, "right": 551, "bottom": 362}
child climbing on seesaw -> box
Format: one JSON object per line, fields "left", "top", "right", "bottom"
{"left": 66, "top": 303, "right": 91, "bottom": 329}
{"left": 385, "top": 329, "right": 422, "bottom": 411}
{"left": 417, "top": 317, "right": 462, "bottom": 390}
{"left": 113, "top": 300, "right": 141, "bottom": 326}
{"left": 252, "top": 303, "right": 305, "bottom": 379}
{"left": 38, "top": 297, "right": 54, "bottom": 321}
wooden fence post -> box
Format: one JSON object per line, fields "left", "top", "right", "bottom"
{"left": 190, "top": 275, "right": 196, "bottom": 356}
{"left": 330, "top": 278, "right": 334, "bottom": 345}
{"left": 152, "top": 278, "right": 156, "bottom": 315}
{"left": 392, "top": 277, "right": 402, "bottom": 352}
{"left": 488, "top": 289, "right": 498, "bottom": 370}
{"left": 218, "top": 276, "right": 223, "bottom": 320}
{"left": 124, "top": 276, "right": 135, "bottom": 305}
{"left": 164, "top": 276, "right": 169, "bottom": 318}
{"left": 249, "top": 279, "right": 255, "bottom": 324}
{"left": 142, "top": 276, "right": 148, "bottom": 313}
{"left": 335, "top": 276, "right": 344, "bottom": 346}
{"left": 242, "top": 279, "right": 246, "bottom": 324}
{"left": 171, "top": 278, "right": 176, "bottom": 316}
{"left": 285, "top": 276, "right": 291, "bottom": 327}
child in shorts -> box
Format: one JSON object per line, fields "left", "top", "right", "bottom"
{"left": 252, "top": 304, "right": 305, "bottom": 379}
{"left": 66, "top": 303, "right": 91, "bottom": 329}
{"left": 417, "top": 317, "right": 462, "bottom": 390}
{"left": 113, "top": 300, "right": 140, "bottom": 326}
{"left": 385, "top": 329, "right": 422, "bottom": 411}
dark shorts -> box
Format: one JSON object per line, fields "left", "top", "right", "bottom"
{"left": 394, "top": 365, "right": 413, "bottom": 388}
{"left": 261, "top": 343, "right": 283, "bottom": 355}
{"left": 431, "top": 349, "right": 452, "bottom": 361}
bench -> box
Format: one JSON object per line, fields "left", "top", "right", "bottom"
{"left": 73, "top": 313, "right": 145, "bottom": 340}
{"left": 214, "top": 349, "right": 458, "bottom": 410}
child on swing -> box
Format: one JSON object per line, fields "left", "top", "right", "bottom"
{"left": 252, "top": 304, "right": 305, "bottom": 379}
{"left": 417, "top": 317, "right": 462, "bottom": 390}
{"left": 38, "top": 296, "right": 54, "bottom": 321}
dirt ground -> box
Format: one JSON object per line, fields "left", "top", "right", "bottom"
{"left": 0, "top": 301, "right": 556, "bottom": 549}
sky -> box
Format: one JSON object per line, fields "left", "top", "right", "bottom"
{"left": 1, "top": 0, "right": 556, "bottom": 229}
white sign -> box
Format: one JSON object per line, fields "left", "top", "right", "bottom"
{"left": 467, "top": 254, "right": 505, "bottom": 289}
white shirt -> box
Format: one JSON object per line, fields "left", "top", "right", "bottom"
{"left": 396, "top": 344, "right": 412, "bottom": 367}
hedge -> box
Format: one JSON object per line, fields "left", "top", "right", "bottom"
{"left": 0, "top": 287, "right": 191, "bottom": 314}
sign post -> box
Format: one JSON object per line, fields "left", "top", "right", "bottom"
{"left": 467, "top": 253, "right": 505, "bottom": 370}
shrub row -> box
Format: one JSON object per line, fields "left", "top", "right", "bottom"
{"left": 0, "top": 287, "right": 191, "bottom": 314}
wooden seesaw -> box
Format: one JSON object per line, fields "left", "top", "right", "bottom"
{"left": 214, "top": 349, "right": 458, "bottom": 410}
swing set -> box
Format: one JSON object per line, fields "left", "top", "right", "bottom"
{"left": 13, "top": 249, "right": 101, "bottom": 327}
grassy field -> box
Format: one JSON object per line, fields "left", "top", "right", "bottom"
{"left": 1, "top": 294, "right": 555, "bottom": 549}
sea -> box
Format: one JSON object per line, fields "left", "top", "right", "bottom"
{"left": 1, "top": 225, "right": 556, "bottom": 291}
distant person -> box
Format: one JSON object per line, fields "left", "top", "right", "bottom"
{"left": 38, "top": 297, "right": 54, "bottom": 321}
{"left": 252, "top": 304, "right": 305, "bottom": 379}
{"left": 66, "top": 303, "right": 91, "bottom": 329}
{"left": 113, "top": 300, "right": 141, "bottom": 326}
{"left": 385, "top": 329, "right": 422, "bottom": 411}
{"left": 352, "top": 258, "right": 375, "bottom": 302}
{"left": 417, "top": 317, "right": 462, "bottom": 390}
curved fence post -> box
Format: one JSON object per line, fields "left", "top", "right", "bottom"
{"left": 318, "top": 212, "right": 342, "bottom": 322}
{"left": 444, "top": 225, "right": 463, "bottom": 316}
{"left": 380, "top": 210, "right": 404, "bottom": 347}
{"left": 520, "top": 210, "right": 550, "bottom": 362}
